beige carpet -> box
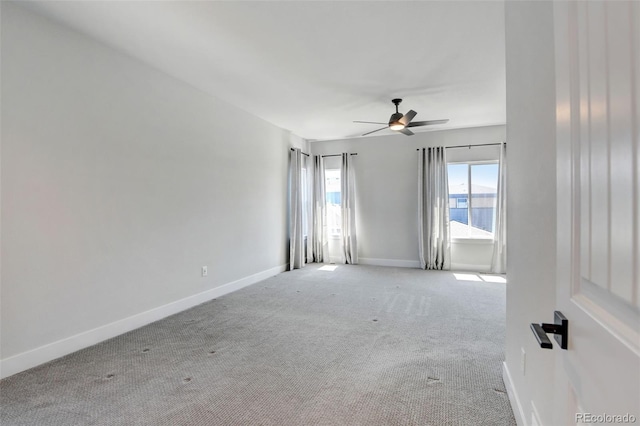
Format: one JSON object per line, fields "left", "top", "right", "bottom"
{"left": 1, "top": 264, "right": 516, "bottom": 425}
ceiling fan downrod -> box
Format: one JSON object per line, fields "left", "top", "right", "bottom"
{"left": 391, "top": 98, "right": 402, "bottom": 114}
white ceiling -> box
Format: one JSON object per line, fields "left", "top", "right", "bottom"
{"left": 21, "top": 1, "right": 506, "bottom": 142}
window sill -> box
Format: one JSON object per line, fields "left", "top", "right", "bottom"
{"left": 451, "top": 238, "right": 495, "bottom": 244}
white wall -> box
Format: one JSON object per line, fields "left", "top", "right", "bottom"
{"left": 450, "top": 239, "right": 495, "bottom": 272}
{"left": 504, "top": 2, "right": 557, "bottom": 425}
{"left": 0, "top": 3, "right": 307, "bottom": 377}
{"left": 309, "top": 125, "right": 505, "bottom": 269}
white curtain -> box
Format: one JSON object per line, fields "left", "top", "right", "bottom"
{"left": 418, "top": 147, "right": 451, "bottom": 270}
{"left": 340, "top": 153, "right": 358, "bottom": 264}
{"left": 491, "top": 143, "right": 507, "bottom": 273}
{"left": 311, "top": 155, "right": 328, "bottom": 262}
{"left": 289, "top": 148, "right": 305, "bottom": 270}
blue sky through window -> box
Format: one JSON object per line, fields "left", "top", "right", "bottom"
{"left": 472, "top": 164, "right": 499, "bottom": 188}
{"left": 448, "top": 163, "right": 498, "bottom": 194}
{"left": 448, "top": 164, "right": 468, "bottom": 195}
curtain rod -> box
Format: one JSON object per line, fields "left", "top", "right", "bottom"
{"left": 416, "top": 142, "right": 505, "bottom": 151}
{"left": 322, "top": 153, "right": 358, "bottom": 158}
{"left": 290, "top": 147, "right": 310, "bottom": 157}
{"left": 288, "top": 148, "right": 359, "bottom": 158}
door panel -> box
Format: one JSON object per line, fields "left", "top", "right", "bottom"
{"left": 554, "top": 1, "right": 640, "bottom": 423}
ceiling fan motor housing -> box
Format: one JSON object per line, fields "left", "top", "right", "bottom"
{"left": 389, "top": 112, "right": 403, "bottom": 124}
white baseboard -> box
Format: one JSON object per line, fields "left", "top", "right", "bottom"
{"left": 503, "top": 361, "right": 527, "bottom": 426}
{"left": 0, "top": 264, "right": 287, "bottom": 379}
{"left": 358, "top": 258, "right": 421, "bottom": 268}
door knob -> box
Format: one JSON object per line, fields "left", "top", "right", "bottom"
{"left": 530, "top": 311, "right": 568, "bottom": 350}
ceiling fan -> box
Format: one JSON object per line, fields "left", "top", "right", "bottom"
{"left": 354, "top": 99, "right": 449, "bottom": 136}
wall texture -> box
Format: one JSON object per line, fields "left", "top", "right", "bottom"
{"left": 309, "top": 125, "right": 505, "bottom": 269}
{"left": 504, "top": 2, "right": 557, "bottom": 425}
{"left": 1, "top": 3, "right": 307, "bottom": 375}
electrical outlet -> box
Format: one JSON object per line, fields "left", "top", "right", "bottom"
{"left": 521, "top": 347, "right": 526, "bottom": 375}
{"left": 201, "top": 266, "right": 208, "bottom": 277}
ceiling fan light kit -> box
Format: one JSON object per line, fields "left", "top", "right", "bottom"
{"left": 354, "top": 98, "right": 449, "bottom": 137}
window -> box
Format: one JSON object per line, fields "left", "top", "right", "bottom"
{"left": 447, "top": 162, "right": 499, "bottom": 239}
{"left": 301, "top": 166, "right": 309, "bottom": 238}
{"left": 325, "top": 169, "right": 341, "bottom": 235}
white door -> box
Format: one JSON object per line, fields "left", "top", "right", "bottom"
{"left": 553, "top": 1, "right": 640, "bottom": 424}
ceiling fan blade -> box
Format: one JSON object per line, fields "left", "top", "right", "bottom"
{"left": 354, "top": 120, "right": 387, "bottom": 125}
{"left": 362, "top": 127, "right": 388, "bottom": 136}
{"left": 399, "top": 110, "right": 417, "bottom": 126}
{"left": 407, "top": 119, "right": 449, "bottom": 127}
{"left": 399, "top": 128, "right": 415, "bottom": 136}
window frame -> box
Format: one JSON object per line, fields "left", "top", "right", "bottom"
{"left": 447, "top": 160, "right": 499, "bottom": 241}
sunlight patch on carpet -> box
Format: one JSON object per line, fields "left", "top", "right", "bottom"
{"left": 318, "top": 265, "right": 338, "bottom": 271}
{"left": 453, "top": 273, "right": 482, "bottom": 282}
